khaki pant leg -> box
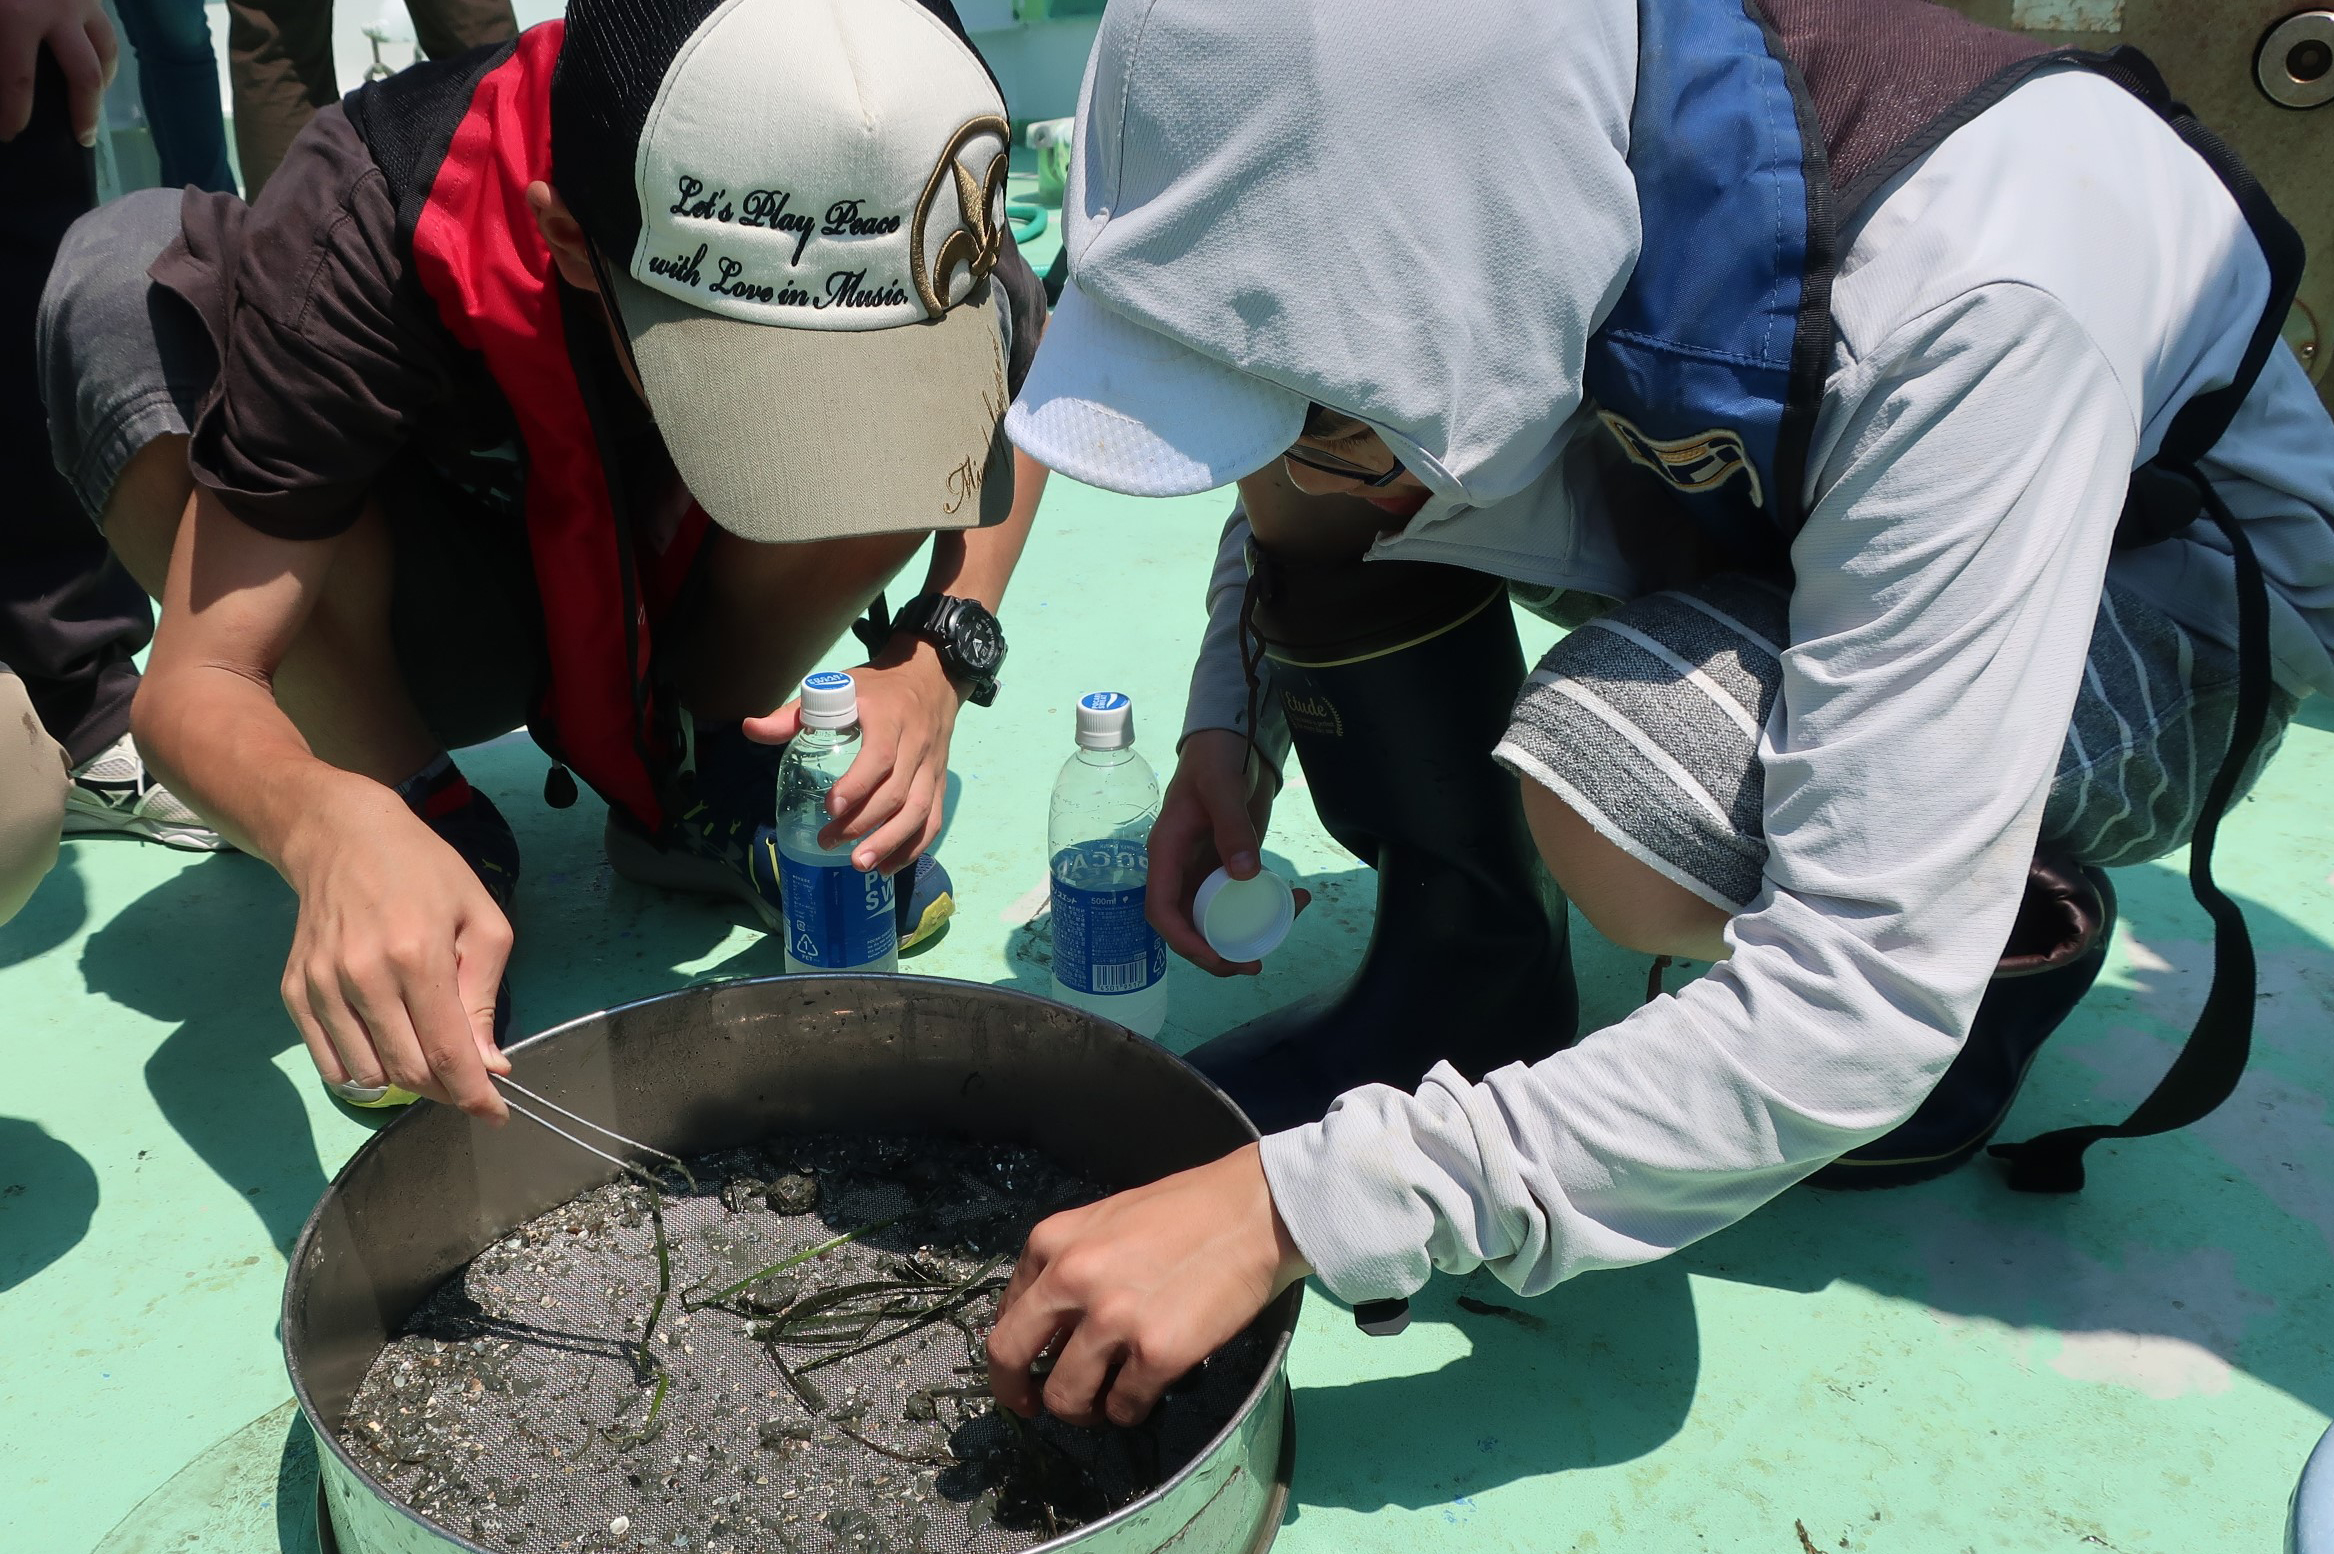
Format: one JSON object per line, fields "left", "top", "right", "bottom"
{"left": 0, "top": 669, "right": 69, "bottom": 926}
{"left": 224, "top": 0, "right": 337, "bottom": 197}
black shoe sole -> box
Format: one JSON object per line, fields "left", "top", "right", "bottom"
{"left": 1807, "top": 1128, "right": 1998, "bottom": 1191}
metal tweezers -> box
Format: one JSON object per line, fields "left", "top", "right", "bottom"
{"left": 492, "top": 1075, "right": 697, "bottom": 1191}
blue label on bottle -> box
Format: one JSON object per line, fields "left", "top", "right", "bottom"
{"left": 779, "top": 846, "right": 896, "bottom": 969}
{"left": 1051, "top": 841, "right": 1166, "bottom": 996}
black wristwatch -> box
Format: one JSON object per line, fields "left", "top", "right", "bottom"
{"left": 892, "top": 592, "right": 1006, "bottom": 707}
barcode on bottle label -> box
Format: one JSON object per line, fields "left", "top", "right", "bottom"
{"left": 1089, "top": 959, "right": 1152, "bottom": 994}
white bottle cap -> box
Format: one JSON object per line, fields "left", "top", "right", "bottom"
{"left": 1193, "top": 865, "right": 1295, "bottom": 964}
{"left": 798, "top": 670, "right": 859, "bottom": 730}
{"left": 1075, "top": 691, "right": 1135, "bottom": 750}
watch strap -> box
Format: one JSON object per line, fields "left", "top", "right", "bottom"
{"left": 893, "top": 591, "right": 948, "bottom": 640}
{"left": 894, "top": 593, "right": 1001, "bottom": 706}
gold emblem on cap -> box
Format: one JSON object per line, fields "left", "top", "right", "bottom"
{"left": 909, "top": 116, "right": 1010, "bottom": 317}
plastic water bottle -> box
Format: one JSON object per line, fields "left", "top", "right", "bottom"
{"left": 1048, "top": 692, "right": 1168, "bottom": 1035}
{"left": 777, "top": 672, "right": 898, "bottom": 975}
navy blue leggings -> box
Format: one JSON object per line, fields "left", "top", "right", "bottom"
{"left": 113, "top": 0, "right": 236, "bottom": 193}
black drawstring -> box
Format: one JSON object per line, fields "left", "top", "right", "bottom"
{"left": 1991, "top": 468, "right": 2273, "bottom": 1193}
{"left": 1237, "top": 561, "right": 1270, "bottom": 792}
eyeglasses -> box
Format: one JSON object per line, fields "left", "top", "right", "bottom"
{"left": 1282, "top": 441, "right": 1408, "bottom": 489}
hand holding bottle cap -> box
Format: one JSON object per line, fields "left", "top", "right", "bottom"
{"left": 1192, "top": 865, "right": 1296, "bottom": 964}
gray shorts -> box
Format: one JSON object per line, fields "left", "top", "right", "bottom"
{"left": 36, "top": 188, "right": 545, "bottom": 751}
{"left": 1497, "top": 571, "right": 2298, "bottom": 911}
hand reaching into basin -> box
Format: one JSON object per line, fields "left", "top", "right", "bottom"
{"left": 986, "top": 1143, "right": 1310, "bottom": 1427}
{"left": 278, "top": 798, "right": 516, "bottom": 1119}
{"left": 127, "top": 486, "right": 514, "bottom": 1122}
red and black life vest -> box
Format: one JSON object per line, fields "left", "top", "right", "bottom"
{"left": 346, "top": 21, "right": 708, "bottom": 833}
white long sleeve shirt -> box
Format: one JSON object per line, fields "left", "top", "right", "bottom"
{"left": 1204, "top": 72, "right": 2334, "bottom": 1303}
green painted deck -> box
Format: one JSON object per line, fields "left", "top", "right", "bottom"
{"left": 6, "top": 188, "right": 2331, "bottom": 1554}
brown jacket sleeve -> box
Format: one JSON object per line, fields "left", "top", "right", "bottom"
{"left": 153, "top": 106, "right": 461, "bottom": 540}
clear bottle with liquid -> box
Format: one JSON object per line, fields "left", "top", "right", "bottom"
{"left": 1048, "top": 691, "right": 1168, "bottom": 1034}
{"left": 777, "top": 671, "right": 899, "bottom": 975}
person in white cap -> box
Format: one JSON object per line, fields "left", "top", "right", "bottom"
{"left": 988, "top": 0, "right": 2334, "bottom": 1428}
{"left": 38, "top": 0, "right": 1047, "bottom": 1117}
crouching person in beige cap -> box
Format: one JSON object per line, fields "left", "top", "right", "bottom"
{"left": 38, "top": 0, "right": 1046, "bottom": 1115}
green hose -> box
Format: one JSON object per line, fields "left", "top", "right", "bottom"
{"left": 1008, "top": 201, "right": 1048, "bottom": 244}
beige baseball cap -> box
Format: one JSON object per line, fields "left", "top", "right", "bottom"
{"left": 577, "top": 0, "right": 1015, "bottom": 542}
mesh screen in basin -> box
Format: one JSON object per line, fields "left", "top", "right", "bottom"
{"left": 338, "top": 1136, "right": 1271, "bottom": 1554}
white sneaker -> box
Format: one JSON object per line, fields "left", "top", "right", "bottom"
{"left": 63, "top": 732, "right": 233, "bottom": 852}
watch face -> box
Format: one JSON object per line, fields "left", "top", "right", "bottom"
{"left": 955, "top": 612, "right": 1005, "bottom": 674}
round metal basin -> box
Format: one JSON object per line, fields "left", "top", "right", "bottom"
{"left": 284, "top": 975, "right": 1299, "bottom": 1554}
